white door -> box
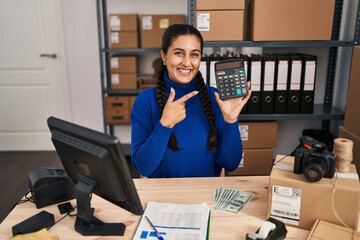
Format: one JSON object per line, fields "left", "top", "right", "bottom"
{"left": 0, "top": 0, "right": 70, "bottom": 150}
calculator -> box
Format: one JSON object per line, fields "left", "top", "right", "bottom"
{"left": 214, "top": 59, "right": 248, "bottom": 99}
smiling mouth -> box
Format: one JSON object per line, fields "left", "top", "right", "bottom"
{"left": 178, "top": 68, "right": 192, "bottom": 75}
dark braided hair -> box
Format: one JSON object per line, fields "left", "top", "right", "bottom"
{"left": 157, "top": 24, "right": 217, "bottom": 151}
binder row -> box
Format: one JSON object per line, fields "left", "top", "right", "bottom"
{"left": 201, "top": 53, "right": 317, "bottom": 114}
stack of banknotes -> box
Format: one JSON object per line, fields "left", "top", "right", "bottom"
{"left": 214, "top": 188, "right": 253, "bottom": 213}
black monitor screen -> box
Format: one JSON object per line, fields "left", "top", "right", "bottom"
{"left": 47, "top": 116, "right": 143, "bottom": 236}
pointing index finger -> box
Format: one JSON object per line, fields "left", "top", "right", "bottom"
{"left": 177, "top": 90, "right": 199, "bottom": 103}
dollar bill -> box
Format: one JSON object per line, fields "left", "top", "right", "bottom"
{"left": 214, "top": 188, "right": 253, "bottom": 213}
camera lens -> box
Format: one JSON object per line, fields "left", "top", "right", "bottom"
{"left": 304, "top": 162, "right": 325, "bottom": 182}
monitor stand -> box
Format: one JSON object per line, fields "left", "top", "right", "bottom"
{"left": 74, "top": 175, "right": 126, "bottom": 236}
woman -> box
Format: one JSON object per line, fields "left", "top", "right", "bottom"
{"left": 131, "top": 24, "right": 251, "bottom": 178}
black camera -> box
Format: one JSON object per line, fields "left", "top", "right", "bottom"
{"left": 293, "top": 136, "right": 336, "bottom": 182}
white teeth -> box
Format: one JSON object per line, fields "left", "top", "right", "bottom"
{"left": 179, "top": 69, "right": 191, "bottom": 73}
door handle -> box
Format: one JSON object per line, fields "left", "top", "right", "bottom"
{"left": 39, "top": 53, "right": 57, "bottom": 59}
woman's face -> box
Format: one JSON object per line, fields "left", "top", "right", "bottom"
{"left": 161, "top": 35, "right": 202, "bottom": 85}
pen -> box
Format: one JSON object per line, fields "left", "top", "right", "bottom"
{"left": 145, "top": 216, "right": 164, "bottom": 240}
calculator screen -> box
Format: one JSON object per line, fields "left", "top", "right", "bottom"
{"left": 215, "top": 61, "right": 244, "bottom": 71}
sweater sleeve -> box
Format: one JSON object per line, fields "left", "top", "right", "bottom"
{"left": 130, "top": 91, "right": 173, "bottom": 176}
{"left": 216, "top": 121, "right": 243, "bottom": 172}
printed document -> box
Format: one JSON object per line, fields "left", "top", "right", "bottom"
{"left": 132, "top": 202, "right": 210, "bottom": 240}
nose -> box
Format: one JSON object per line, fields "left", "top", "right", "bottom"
{"left": 182, "top": 56, "right": 190, "bottom": 66}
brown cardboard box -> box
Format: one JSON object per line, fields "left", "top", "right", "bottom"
{"left": 129, "top": 96, "right": 136, "bottom": 110}
{"left": 196, "top": 0, "right": 245, "bottom": 10}
{"left": 106, "top": 109, "right": 130, "bottom": 124}
{"left": 105, "top": 96, "right": 129, "bottom": 109}
{"left": 268, "top": 155, "right": 360, "bottom": 230}
{"left": 140, "top": 14, "right": 186, "bottom": 48}
{"left": 307, "top": 219, "right": 360, "bottom": 240}
{"left": 344, "top": 46, "right": 360, "bottom": 137}
{"left": 196, "top": 10, "right": 245, "bottom": 41}
{"left": 338, "top": 126, "right": 360, "bottom": 175}
{"left": 249, "top": 0, "right": 335, "bottom": 41}
{"left": 109, "top": 14, "right": 138, "bottom": 31}
{"left": 110, "top": 31, "right": 138, "bottom": 48}
{"left": 226, "top": 148, "right": 274, "bottom": 176}
{"left": 111, "top": 73, "right": 137, "bottom": 89}
{"left": 239, "top": 121, "right": 277, "bottom": 149}
{"left": 105, "top": 96, "right": 130, "bottom": 124}
{"left": 110, "top": 56, "right": 137, "bottom": 73}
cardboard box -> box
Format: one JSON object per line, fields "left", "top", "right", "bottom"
{"left": 110, "top": 56, "right": 137, "bottom": 73}
{"left": 196, "top": 10, "right": 245, "bottom": 41}
{"left": 196, "top": 0, "right": 245, "bottom": 10}
{"left": 226, "top": 148, "right": 274, "bottom": 176}
{"left": 110, "top": 31, "right": 138, "bottom": 48}
{"left": 344, "top": 46, "right": 360, "bottom": 137}
{"left": 105, "top": 96, "right": 131, "bottom": 124}
{"left": 338, "top": 126, "right": 360, "bottom": 175}
{"left": 249, "top": 0, "right": 335, "bottom": 41}
{"left": 109, "top": 14, "right": 138, "bottom": 31}
{"left": 239, "top": 121, "right": 277, "bottom": 149}
{"left": 105, "top": 96, "right": 129, "bottom": 109}
{"left": 268, "top": 155, "right": 360, "bottom": 230}
{"left": 129, "top": 96, "right": 136, "bottom": 110}
{"left": 111, "top": 73, "right": 137, "bottom": 89}
{"left": 307, "top": 219, "right": 360, "bottom": 240}
{"left": 140, "top": 14, "right": 186, "bottom": 48}
{"left": 106, "top": 109, "right": 130, "bottom": 124}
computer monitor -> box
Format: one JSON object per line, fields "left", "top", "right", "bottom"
{"left": 47, "top": 116, "right": 143, "bottom": 236}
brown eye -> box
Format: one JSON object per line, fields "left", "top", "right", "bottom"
{"left": 175, "top": 51, "right": 184, "bottom": 56}
{"left": 191, "top": 53, "right": 200, "bottom": 58}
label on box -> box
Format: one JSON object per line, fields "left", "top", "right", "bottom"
{"left": 239, "top": 125, "right": 249, "bottom": 141}
{"left": 271, "top": 185, "right": 301, "bottom": 226}
{"left": 142, "top": 16, "right": 153, "bottom": 30}
{"left": 111, "top": 32, "right": 119, "bottom": 43}
{"left": 238, "top": 152, "right": 245, "bottom": 168}
{"left": 110, "top": 16, "right": 121, "bottom": 31}
{"left": 197, "top": 13, "right": 210, "bottom": 32}
{"left": 273, "top": 162, "right": 293, "bottom": 171}
{"left": 159, "top": 18, "right": 169, "bottom": 29}
{"left": 111, "top": 73, "right": 120, "bottom": 85}
{"left": 335, "top": 172, "right": 359, "bottom": 180}
{"left": 111, "top": 58, "right": 119, "bottom": 69}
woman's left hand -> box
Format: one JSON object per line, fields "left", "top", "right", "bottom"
{"left": 214, "top": 82, "right": 252, "bottom": 123}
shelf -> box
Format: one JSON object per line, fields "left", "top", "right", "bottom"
{"left": 239, "top": 104, "right": 344, "bottom": 121}
{"left": 203, "top": 40, "right": 355, "bottom": 48}
{"left": 103, "top": 41, "right": 355, "bottom": 54}
{"left": 105, "top": 103, "right": 343, "bottom": 125}
{"left": 105, "top": 89, "right": 142, "bottom": 95}
{"left": 104, "top": 48, "right": 160, "bottom": 55}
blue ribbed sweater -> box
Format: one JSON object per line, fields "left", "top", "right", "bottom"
{"left": 130, "top": 72, "right": 243, "bottom": 178}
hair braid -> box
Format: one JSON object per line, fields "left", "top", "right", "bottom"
{"left": 196, "top": 72, "right": 217, "bottom": 151}
{"left": 156, "top": 65, "right": 180, "bottom": 151}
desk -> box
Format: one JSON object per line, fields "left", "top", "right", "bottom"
{"left": 0, "top": 176, "right": 309, "bottom": 239}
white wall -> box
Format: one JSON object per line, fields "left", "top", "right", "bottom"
{"left": 60, "top": 0, "right": 103, "bottom": 132}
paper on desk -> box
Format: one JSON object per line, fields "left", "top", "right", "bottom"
{"left": 132, "top": 202, "right": 210, "bottom": 240}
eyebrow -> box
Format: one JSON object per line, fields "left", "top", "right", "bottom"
{"left": 173, "top": 48, "right": 201, "bottom": 53}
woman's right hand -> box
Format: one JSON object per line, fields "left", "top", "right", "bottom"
{"left": 160, "top": 87, "right": 198, "bottom": 128}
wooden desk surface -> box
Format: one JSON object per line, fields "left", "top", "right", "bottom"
{"left": 0, "top": 176, "right": 310, "bottom": 240}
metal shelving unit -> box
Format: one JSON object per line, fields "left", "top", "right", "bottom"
{"left": 188, "top": 0, "right": 360, "bottom": 130}
{"left": 97, "top": 0, "right": 359, "bottom": 135}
